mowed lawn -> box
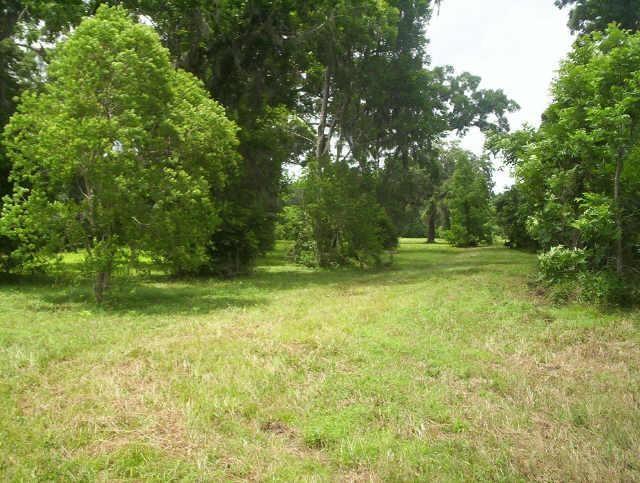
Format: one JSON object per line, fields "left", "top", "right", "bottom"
{"left": 1, "top": 240, "right": 639, "bottom": 481}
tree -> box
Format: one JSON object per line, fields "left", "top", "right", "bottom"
{"left": 494, "top": 185, "right": 537, "bottom": 249}
{"left": 1, "top": 6, "right": 238, "bottom": 301}
{"left": 1, "top": 0, "right": 92, "bottom": 268}
{"left": 527, "top": 26, "right": 640, "bottom": 275}
{"left": 443, "top": 150, "right": 493, "bottom": 247}
{"left": 491, "top": 26, "right": 640, "bottom": 303}
{"left": 100, "top": 0, "right": 314, "bottom": 275}
{"left": 419, "top": 144, "right": 458, "bottom": 243}
{"left": 555, "top": 0, "right": 640, "bottom": 35}
{"left": 293, "top": 0, "right": 515, "bottom": 261}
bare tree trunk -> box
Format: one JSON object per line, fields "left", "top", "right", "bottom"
{"left": 315, "top": 65, "right": 331, "bottom": 164}
{"left": 614, "top": 152, "right": 624, "bottom": 275}
{"left": 427, "top": 201, "right": 437, "bottom": 244}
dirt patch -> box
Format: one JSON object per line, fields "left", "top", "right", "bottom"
{"left": 260, "top": 419, "right": 295, "bottom": 437}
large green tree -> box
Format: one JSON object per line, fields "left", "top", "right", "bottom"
{"left": 495, "top": 25, "right": 640, "bottom": 292}
{"left": 1, "top": 6, "right": 238, "bottom": 300}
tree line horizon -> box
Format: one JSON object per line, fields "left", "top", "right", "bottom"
{"left": 0, "top": 0, "right": 638, "bottom": 304}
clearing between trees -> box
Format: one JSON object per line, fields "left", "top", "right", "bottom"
{"left": 1, "top": 240, "right": 638, "bottom": 480}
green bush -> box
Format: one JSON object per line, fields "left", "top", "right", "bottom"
{"left": 294, "top": 161, "right": 397, "bottom": 268}
{"left": 537, "top": 246, "right": 634, "bottom": 306}
{"left": 537, "top": 246, "right": 587, "bottom": 285}
{"left": 579, "top": 271, "right": 632, "bottom": 306}
{"left": 275, "top": 205, "right": 305, "bottom": 241}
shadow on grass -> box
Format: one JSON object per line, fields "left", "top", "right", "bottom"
{"left": 0, "top": 242, "right": 534, "bottom": 316}
{"left": 0, "top": 273, "right": 267, "bottom": 316}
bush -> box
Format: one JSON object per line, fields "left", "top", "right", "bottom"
{"left": 494, "top": 186, "right": 537, "bottom": 249}
{"left": 537, "top": 246, "right": 587, "bottom": 285}
{"left": 289, "top": 208, "right": 318, "bottom": 267}
{"left": 536, "top": 246, "right": 586, "bottom": 302}
{"left": 294, "top": 161, "right": 397, "bottom": 268}
{"left": 537, "top": 245, "right": 634, "bottom": 306}
{"left": 579, "top": 271, "right": 632, "bottom": 306}
{"left": 275, "top": 205, "right": 305, "bottom": 241}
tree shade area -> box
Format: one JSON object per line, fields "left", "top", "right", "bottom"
{"left": 0, "top": 1, "right": 639, "bottom": 479}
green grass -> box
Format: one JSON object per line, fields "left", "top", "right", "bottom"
{"left": 1, "top": 239, "right": 639, "bottom": 481}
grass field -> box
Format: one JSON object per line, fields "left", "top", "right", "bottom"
{"left": 1, "top": 240, "right": 639, "bottom": 481}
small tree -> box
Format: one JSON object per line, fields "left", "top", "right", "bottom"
{"left": 444, "top": 154, "right": 493, "bottom": 247}
{"left": 494, "top": 185, "right": 537, "bottom": 249}
{"left": 1, "top": 6, "right": 238, "bottom": 301}
{"left": 294, "top": 161, "right": 396, "bottom": 268}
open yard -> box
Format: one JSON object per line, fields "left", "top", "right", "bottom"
{"left": 1, "top": 240, "right": 639, "bottom": 481}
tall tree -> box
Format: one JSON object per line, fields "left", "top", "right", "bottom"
{"left": 1, "top": 6, "right": 238, "bottom": 299}
{"left": 497, "top": 25, "right": 640, "bottom": 278}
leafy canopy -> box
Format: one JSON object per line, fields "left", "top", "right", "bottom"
{"left": 1, "top": 5, "right": 238, "bottom": 299}
{"left": 555, "top": 0, "right": 640, "bottom": 35}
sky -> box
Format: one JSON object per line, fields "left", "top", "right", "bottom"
{"left": 427, "top": 0, "right": 575, "bottom": 191}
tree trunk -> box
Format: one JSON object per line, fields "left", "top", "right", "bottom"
{"left": 614, "top": 152, "right": 624, "bottom": 275}
{"left": 427, "top": 213, "right": 436, "bottom": 244}
{"left": 315, "top": 65, "right": 331, "bottom": 164}
{"left": 426, "top": 197, "right": 437, "bottom": 243}
{"left": 94, "top": 270, "right": 111, "bottom": 304}
{"left": 93, "top": 255, "right": 113, "bottom": 303}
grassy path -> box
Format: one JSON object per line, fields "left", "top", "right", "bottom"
{"left": 1, "top": 240, "right": 639, "bottom": 480}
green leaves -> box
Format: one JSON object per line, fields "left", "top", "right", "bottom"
{"left": 443, "top": 150, "right": 493, "bottom": 248}
{"left": 555, "top": 0, "right": 640, "bottom": 35}
{"left": 1, "top": 5, "right": 238, "bottom": 299}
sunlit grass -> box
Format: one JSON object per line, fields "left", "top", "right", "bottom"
{"left": 1, "top": 240, "right": 638, "bottom": 480}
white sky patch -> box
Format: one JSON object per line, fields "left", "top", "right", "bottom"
{"left": 427, "top": 0, "right": 575, "bottom": 192}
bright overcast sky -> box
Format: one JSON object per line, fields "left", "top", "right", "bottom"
{"left": 427, "top": 0, "right": 575, "bottom": 191}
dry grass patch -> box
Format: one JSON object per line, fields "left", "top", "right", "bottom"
{"left": 447, "top": 328, "right": 640, "bottom": 481}
{"left": 18, "top": 356, "right": 206, "bottom": 459}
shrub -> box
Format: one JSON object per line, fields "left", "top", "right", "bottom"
{"left": 294, "top": 161, "right": 396, "bottom": 268}
{"left": 537, "top": 246, "right": 587, "bottom": 285}
{"left": 579, "top": 271, "right": 632, "bottom": 306}
{"left": 537, "top": 246, "right": 634, "bottom": 306}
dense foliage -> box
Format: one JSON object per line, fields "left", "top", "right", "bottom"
{"left": 0, "top": 1, "right": 519, "bottom": 278}
{"left": 1, "top": 6, "right": 238, "bottom": 300}
{"left": 493, "top": 186, "right": 537, "bottom": 250}
{"left": 294, "top": 162, "right": 397, "bottom": 267}
{"left": 443, "top": 151, "right": 493, "bottom": 247}
{"left": 555, "top": 0, "right": 640, "bottom": 34}
{"left": 494, "top": 25, "right": 640, "bottom": 304}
